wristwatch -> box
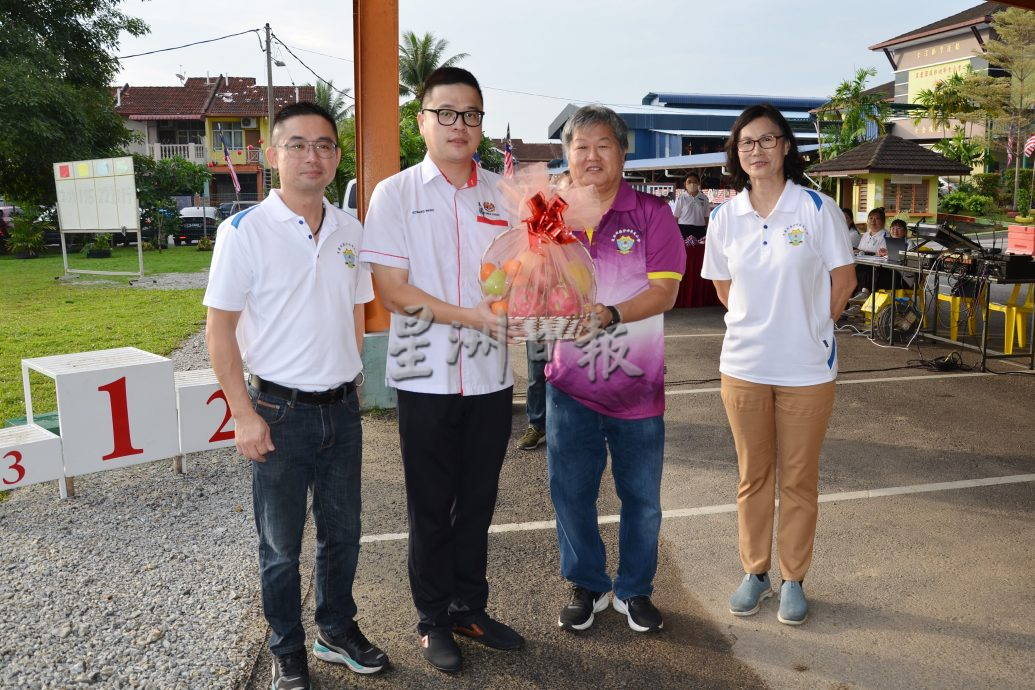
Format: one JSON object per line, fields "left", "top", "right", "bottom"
{"left": 606, "top": 305, "right": 622, "bottom": 326}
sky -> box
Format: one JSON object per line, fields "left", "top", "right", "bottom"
{"left": 113, "top": 0, "right": 982, "bottom": 142}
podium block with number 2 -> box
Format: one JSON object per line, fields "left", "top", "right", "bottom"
{"left": 22, "top": 347, "right": 179, "bottom": 477}
{"left": 175, "top": 369, "right": 236, "bottom": 454}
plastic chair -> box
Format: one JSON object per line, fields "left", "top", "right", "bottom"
{"left": 936, "top": 283, "right": 986, "bottom": 342}
{"left": 987, "top": 284, "right": 1035, "bottom": 355}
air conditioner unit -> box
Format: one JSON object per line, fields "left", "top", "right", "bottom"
{"left": 240, "top": 117, "right": 257, "bottom": 129}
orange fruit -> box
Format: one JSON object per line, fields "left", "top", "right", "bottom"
{"left": 491, "top": 300, "right": 508, "bottom": 315}
{"left": 502, "top": 258, "right": 522, "bottom": 276}
{"left": 479, "top": 262, "right": 497, "bottom": 281}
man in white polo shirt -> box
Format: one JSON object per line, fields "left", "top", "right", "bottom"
{"left": 204, "top": 102, "right": 386, "bottom": 690}
{"left": 360, "top": 67, "right": 523, "bottom": 674}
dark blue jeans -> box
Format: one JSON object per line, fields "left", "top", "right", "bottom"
{"left": 249, "top": 385, "right": 363, "bottom": 656}
{"left": 546, "top": 384, "right": 665, "bottom": 600}
{"left": 526, "top": 341, "right": 548, "bottom": 431}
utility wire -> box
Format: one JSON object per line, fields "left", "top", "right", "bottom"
{"left": 117, "top": 28, "right": 261, "bottom": 59}
{"left": 272, "top": 34, "right": 354, "bottom": 99}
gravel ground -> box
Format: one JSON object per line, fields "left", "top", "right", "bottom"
{"left": 0, "top": 328, "right": 266, "bottom": 690}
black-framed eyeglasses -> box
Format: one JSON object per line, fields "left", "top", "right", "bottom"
{"left": 736, "top": 134, "right": 784, "bottom": 152}
{"left": 278, "top": 140, "right": 338, "bottom": 158}
{"left": 421, "top": 108, "right": 485, "bottom": 127}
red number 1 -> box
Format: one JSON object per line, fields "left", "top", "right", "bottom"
{"left": 206, "top": 389, "right": 235, "bottom": 443}
{"left": 98, "top": 377, "right": 144, "bottom": 460}
{"left": 2, "top": 450, "right": 25, "bottom": 486}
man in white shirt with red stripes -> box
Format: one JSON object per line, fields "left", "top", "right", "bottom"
{"left": 360, "top": 67, "right": 523, "bottom": 674}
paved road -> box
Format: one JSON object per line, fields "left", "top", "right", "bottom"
{"left": 245, "top": 308, "right": 1035, "bottom": 689}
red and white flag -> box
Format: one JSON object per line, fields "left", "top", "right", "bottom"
{"left": 503, "top": 124, "right": 514, "bottom": 179}
{"left": 1007, "top": 125, "right": 1015, "bottom": 166}
{"left": 219, "top": 127, "right": 241, "bottom": 193}
{"left": 1024, "top": 133, "right": 1035, "bottom": 159}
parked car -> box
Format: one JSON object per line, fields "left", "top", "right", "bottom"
{"left": 176, "top": 206, "right": 220, "bottom": 245}
{"left": 217, "top": 200, "right": 260, "bottom": 220}
{"left": 340, "top": 179, "right": 358, "bottom": 218}
{"left": 0, "top": 205, "right": 21, "bottom": 250}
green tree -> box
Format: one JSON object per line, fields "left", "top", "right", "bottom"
{"left": 312, "top": 79, "right": 355, "bottom": 206}
{"left": 817, "top": 67, "right": 892, "bottom": 160}
{"left": 913, "top": 69, "right": 975, "bottom": 138}
{"left": 398, "top": 31, "right": 468, "bottom": 98}
{"left": 0, "top": 1, "right": 148, "bottom": 204}
{"left": 960, "top": 7, "right": 1035, "bottom": 208}
{"left": 932, "top": 126, "right": 988, "bottom": 173}
{"left": 133, "top": 154, "right": 210, "bottom": 245}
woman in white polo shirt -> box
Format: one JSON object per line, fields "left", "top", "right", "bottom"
{"left": 702, "top": 104, "right": 856, "bottom": 626}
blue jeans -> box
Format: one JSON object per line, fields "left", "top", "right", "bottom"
{"left": 249, "top": 385, "right": 363, "bottom": 656}
{"left": 546, "top": 384, "right": 665, "bottom": 600}
{"left": 526, "top": 341, "right": 548, "bottom": 431}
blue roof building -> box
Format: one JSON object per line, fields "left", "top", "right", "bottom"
{"left": 547, "top": 92, "right": 827, "bottom": 163}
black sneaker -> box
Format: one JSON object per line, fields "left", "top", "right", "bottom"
{"left": 613, "top": 595, "right": 663, "bottom": 632}
{"left": 271, "top": 650, "right": 310, "bottom": 690}
{"left": 453, "top": 612, "right": 524, "bottom": 650}
{"left": 313, "top": 624, "right": 388, "bottom": 674}
{"left": 558, "top": 585, "right": 609, "bottom": 631}
{"left": 420, "top": 627, "right": 461, "bottom": 673}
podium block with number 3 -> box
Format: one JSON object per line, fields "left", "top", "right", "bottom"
{"left": 175, "top": 369, "right": 236, "bottom": 454}
{"left": 22, "top": 347, "right": 179, "bottom": 478}
{"left": 0, "top": 425, "right": 63, "bottom": 491}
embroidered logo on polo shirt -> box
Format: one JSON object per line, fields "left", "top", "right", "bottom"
{"left": 476, "top": 200, "right": 508, "bottom": 227}
{"left": 337, "top": 242, "right": 357, "bottom": 268}
{"left": 783, "top": 224, "right": 807, "bottom": 247}
{"left": 480, "top": 201, "right": 498, "bottom": 215}
{"left": 613, "top": 228, "right": 641, "bottom": 255}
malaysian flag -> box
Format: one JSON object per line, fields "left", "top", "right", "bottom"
{"left": 1007, "top": 125, "right": 1015, "bottom": 166}
{"left": 503, "top": 124, "right": 514, "bottom": 178}
{"left": 1025, "top": 133, "right": 1035, "bottom": 159}
{"left": 218, "top": 126, "right": 241, "bottom": 193}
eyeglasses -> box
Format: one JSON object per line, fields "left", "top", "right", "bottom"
{"left": 421, "top": 108, "right": 485, "bottom": 127}
{"left": 278, "top": 140, "right": 338, "bottom": 158}
{"left": 736, "top": 134, "right": 784, "bottom": 152}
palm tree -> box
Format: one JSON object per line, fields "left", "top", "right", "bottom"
{"left": 314, "top": 79, "right": 353, "bottom": 122}
{"left": 913, "top": 70, "right": 973, "bottom": 138}
{"left": 312, "top": 79, "right": 355, "bottom": 207}
{"left": 817, "top": 67, "right": 891, "bottom": 160}
{"left": 398, "top": 31, "right": 468, "bottom": 98}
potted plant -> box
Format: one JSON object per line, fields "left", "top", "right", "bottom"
{"left": 196, "top": 234, "right": 213, "bottom": 252}
{"left": 7, "top": 213, "right": 45, "bottom": 259}
{"left": 86, "top": 233, "right": 112, "bottom": 258}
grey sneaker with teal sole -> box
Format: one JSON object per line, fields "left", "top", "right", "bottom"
{"left": 778, "top": 580, "right": 808, "bottom": 625}
{"left": 313, "top": 625, "right": 387, "bottom": 674}
{"left": 729, "top": 572, "right": 772, "bottom": 616}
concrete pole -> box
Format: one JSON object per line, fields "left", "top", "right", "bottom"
{"left": 265, "top": 23, "right": 277, "bottom": 193}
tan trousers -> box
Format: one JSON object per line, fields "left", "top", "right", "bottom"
{"left": 719, "top": 375, "right": 836, "bottom": 581}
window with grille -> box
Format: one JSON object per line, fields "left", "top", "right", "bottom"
{"left": 883, "top": 180, "right": 929, "bottom": 214}
{"left": 211, "top": 121, "right": 244, "bottom": 151}
{"left": 858, "top": 183, "right": 868, "bottom": 213}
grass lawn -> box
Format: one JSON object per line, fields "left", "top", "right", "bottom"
{"left": 0, "top": 246, "right": 212, "bottom": 426}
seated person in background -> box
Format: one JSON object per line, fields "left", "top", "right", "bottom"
{"left": 842, "top": 207, "right": 861, "bottom": 249}
{"left": 850, "top": 207, "right": 889, "bottom": 303}
{"left": 881, "top": 218, "right": 917, "bottom": 253}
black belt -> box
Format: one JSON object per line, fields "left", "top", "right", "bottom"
{"left": 249, "top": 374, "right": 355, "bottom": 406}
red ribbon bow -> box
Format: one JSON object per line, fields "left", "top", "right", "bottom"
{"left": 523, "top": 192, "right": 575, "bottom": 248}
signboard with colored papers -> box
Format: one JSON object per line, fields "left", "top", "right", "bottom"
{"left": 53, "top": 156, "right": 138, "bottom": 232}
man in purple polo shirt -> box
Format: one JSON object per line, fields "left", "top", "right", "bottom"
{"left": 547, "top": 105, "right": 685, "bottom": 634}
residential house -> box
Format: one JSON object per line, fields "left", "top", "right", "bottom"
{"left": 114, "top": 76, "right": 316, "bottom": 202}
{"left": 489, "top": 138, "right": 563, "bottom": 171}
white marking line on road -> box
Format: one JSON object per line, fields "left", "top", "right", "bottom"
{"left": 359, "top": 473, "right": 1035, "bottom": 544}
{"left": 665, "top": 370, "right": 991, "bottom": 396}
{"left": 664, "top": 333, "right": 726, "bottom": 338}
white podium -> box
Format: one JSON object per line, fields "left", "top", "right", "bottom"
{"left": 22, "top": 347, "right": 179, "bottom": 496}
{"left": 0, "top": 424, "right": 63, "bottom": 492}
{"left": 175, "top": 369, "right": 236, "bottom": 456}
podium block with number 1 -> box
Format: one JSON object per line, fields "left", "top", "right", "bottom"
{"left": 22, "top": 348, "right": 179, "bottom": 487}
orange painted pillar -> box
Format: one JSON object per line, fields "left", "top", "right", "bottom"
{"left": 355, "top": 0, "right": 398, "bottom": 333}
